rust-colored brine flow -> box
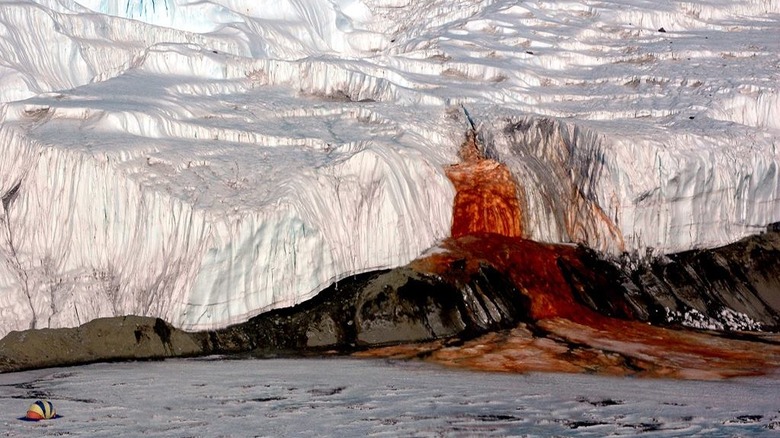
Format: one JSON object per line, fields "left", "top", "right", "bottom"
{"left": 360, "top": 131, "right": 780, "bottom": 379}
{"left": 446, "top": 131, "right": 524, "bottom": 238}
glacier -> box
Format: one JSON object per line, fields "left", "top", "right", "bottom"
{"left": 0, "top": 0, "right": 779, "bottom": 338}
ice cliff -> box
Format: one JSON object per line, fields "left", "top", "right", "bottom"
{"left": 0, "top": 0, "right": 778, "bottom": 337}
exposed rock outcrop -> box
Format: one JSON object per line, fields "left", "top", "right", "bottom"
{"left": 2, "top": 232, "right": 779, "bottom": 377}
{"left": 0, "top": 264, "right": 528, "bottom": 372}
{"left": 0, "top": 316, "right": 202, "bottom": 372}
{"left": 203, "top": 263, "right": 526, "bottom": 355}
{"left": 565, "top": 230, "right": 780, "bottom": 331}
{"left": 360, "top": 233, "right": 780, "bottom": 379}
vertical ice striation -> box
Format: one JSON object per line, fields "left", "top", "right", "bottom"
{"left": 94, "top": 0, "right": 174, "bottom": 21}
{"left": 483, "top": 115, "right": 780, "bottom": 253}
{"left": 178, "top": 142, "right": 454, "bottom": 330}
{"left": 74, "top": 0, "right": 383, "bottom": 54}
{"left": 77, "top": 0, "right": 228, "bottom": 33}
{"left": 0, "top": 110, "right": 455, "bottom": 336}
{"left": 0, "top": 125, "right": 210, "bottom": 334}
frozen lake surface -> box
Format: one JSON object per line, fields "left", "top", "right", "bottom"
{"left": 1, "top": 357, "right": 779, "bottom": 437}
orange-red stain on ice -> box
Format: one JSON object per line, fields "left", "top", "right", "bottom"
{"left": 412, "top": 235, "right": 780, "bottom": 379}
{"left": 375, "top": 235, "right": 780, "bottom": 379}
{"left": 359, "top": 132, "right": 780, "bottom": 379}
{"left": 445, "top": 131, "right": 524, "bottom": 239}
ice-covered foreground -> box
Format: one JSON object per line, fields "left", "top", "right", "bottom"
{"left": 1, "top": 0, "right": 779, "bottom": 336}
{"left": 1, "top": 358, "right": 779, "bottom": 437}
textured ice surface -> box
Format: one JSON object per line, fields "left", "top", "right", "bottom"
{"left": 1, "top": 358, "right": 780, "bottom": 436}
{"left": 0, "top": 0, "right": 779, "bottom": 336}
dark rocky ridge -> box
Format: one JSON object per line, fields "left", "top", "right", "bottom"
{"left": 204, "top": 263, "right": 527, "bottom": 355}
{"left": 0, "top": 263, "right": 527, "bottom": 372}
{"left": 1, "top": 231, "right": 779, "bottom": 374}
{"left": 0, "top": 316, "right": 203, "bottom": 373}
{"left": 570, "top": 230, "right": 780, "bottom": 330}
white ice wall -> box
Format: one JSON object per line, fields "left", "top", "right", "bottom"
{"left": 0, "top": 124, "right": 210, "bottom": 334}
{"left": 0, "top": 101, "right": 456, "bottom": 336}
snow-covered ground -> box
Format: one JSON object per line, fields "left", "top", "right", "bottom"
{"left": 1, "top": 0, "right": 779, "bottom": 336}
{"left": 1, "top": 357, "right": 779, "bottom": 437}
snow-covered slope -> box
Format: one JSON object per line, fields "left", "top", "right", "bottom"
{"left": 1, "top": 0, "right": 778, "bottom": 336}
